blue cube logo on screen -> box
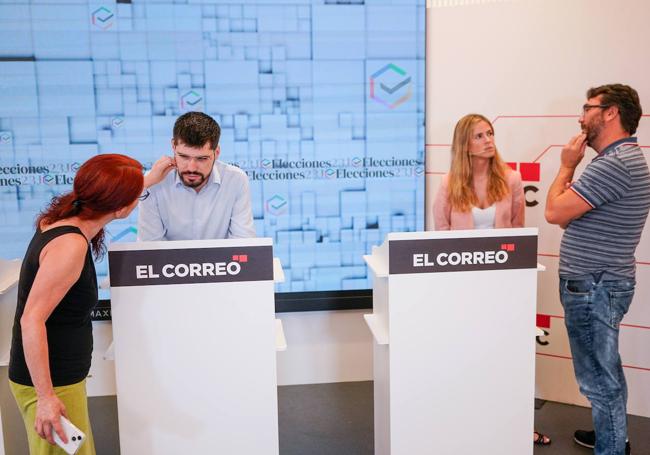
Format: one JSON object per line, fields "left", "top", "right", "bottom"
{"left": 91, "top": 6, "right": 115, "bottom": 31}
{"left": 370, "top": 63, "right": 413, "bottom": 109}
{"left": 0, "top": 0, "right": 424, "bottom": 295}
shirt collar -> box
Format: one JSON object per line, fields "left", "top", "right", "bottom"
{"left": 210, "top": 162, "right": 222, "bottom": 184}
{"left": 597, "top": 136, "right": 637, "bottom": 158}
{"left": 174, "top": 162, "right": 222, "bottom": 188}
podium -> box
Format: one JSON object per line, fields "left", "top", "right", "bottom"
{"left": 0, "top": 259, "right": 21, "bottom": 455}
{"left": 108, "top": 238, "right": 281, "bottom": 455}
{"left": 364, "top": 229, "right": 538, "bottom": 455}
{"left": 0, "top": 259, "right": 20, "bottom": 367}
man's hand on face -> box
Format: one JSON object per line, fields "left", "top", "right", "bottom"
{"left": 144, "top": 155, "right": 176, "bottom": 188}
{"left": 561, "top": 133, "right": 587, "bottom": 170}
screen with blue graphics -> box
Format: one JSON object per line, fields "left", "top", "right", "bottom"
{"left": 0, "top": 0, "right": 424, "bottom": 297}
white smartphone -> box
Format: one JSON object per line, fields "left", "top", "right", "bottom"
{"left": 52, "top": 416, "right": 86, "bottom": 455}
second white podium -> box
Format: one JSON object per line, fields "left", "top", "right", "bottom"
{"left": 364, "top": 229, "right": 539, "bottom": 455}
{"left": 109, "top": 238, "right": 280, "bottom": 455}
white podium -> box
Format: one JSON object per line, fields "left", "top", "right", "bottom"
{"left": 108, "top": 238, "right": 281, "bottom": 455}
{"left": 0, "top": 259, "right": 21, "bottom": 455}
{"left": 364, "top": 229, "right": 539, "bottom": 455}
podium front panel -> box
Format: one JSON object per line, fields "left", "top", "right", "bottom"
{"left": 369, "top": 229, "right": 538, "bottom": 455}
{"left": 109, "top": 239, "right": 278, "bottom": 455}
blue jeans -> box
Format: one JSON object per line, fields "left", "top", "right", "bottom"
{"left": 559, "top": 275, "right": 635, "bottom": 455}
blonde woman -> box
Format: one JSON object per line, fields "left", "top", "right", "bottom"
{"left": 433, "top": 113, "right": 524, "bottom": 230}
{"left": 433, "top": 114, "right": 550, "bottom": 446}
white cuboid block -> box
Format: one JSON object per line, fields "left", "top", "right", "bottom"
{"left": 109, "top": 238, "right": 280, "bottom": 455}
{"left": 365, "top": 229, "right": 539, "bottom": 455}
{"left": 0, "top": 259, "right": 21, "bottom": 455}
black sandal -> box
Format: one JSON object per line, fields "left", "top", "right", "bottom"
{"left": 534, "top": 431, "right": 552, "bottom": 445}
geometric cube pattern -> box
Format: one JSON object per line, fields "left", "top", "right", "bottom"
{"left": 0, "top": 0, "right": 425, "bottom": 294}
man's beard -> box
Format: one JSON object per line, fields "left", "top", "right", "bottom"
{"left": 583, "top": 116, "right": 604, "bottom": 147}
{"left": 180, "top": 171, "right": 207, "bottom": 188}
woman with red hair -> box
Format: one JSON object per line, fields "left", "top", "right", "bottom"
{"left": 8, "top": 154, "right": 171, "bottom": 455}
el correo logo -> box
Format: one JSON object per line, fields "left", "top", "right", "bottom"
{"left": 134, "top": 254, "right": 248, "bottom": 279}
{"left": 413, "top": 249, "right": 509, "bottom": 267}
{"left": 389, "top": 237, "right": 535, "bottom": 275}
{"left": 109, "top": 246, "right": 271, "bottom": 287}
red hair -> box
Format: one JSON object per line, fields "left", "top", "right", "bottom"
{"left": 37, "top": 154, "right": 144, "bottom": 258}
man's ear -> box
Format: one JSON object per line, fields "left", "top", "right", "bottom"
{"left": 605, "top": 105, "right": 620, "bottom": 123}
{"left": 214, "top": 145, "right": 221, "bottom": 160}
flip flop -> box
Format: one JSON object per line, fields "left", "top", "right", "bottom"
{"left": 534, "top": 431, "right": 552, "bottom": 445}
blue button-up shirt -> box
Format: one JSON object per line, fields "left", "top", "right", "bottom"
{"left": 137, "top": 161, "right": 256, "bottom": 241}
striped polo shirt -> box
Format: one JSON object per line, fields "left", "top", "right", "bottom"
{"left": 559, "top": 137, "right": 650, "bottom": 279}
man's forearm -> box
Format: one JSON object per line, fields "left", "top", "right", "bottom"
{"left": 546, "top": 166, "right": 575, "bottom": 211}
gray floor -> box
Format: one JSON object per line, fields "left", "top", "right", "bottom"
{"left": 533, "top": 396, "right": 650, "bottom": 455}
{"left": 278, "top": 381, "right": 650, "bottom": 455}
{"left": 279, "top": 381, "right": 374, "bottom": 455}
{"left": 2, "top": 378, "right": 649, "bottom": 454}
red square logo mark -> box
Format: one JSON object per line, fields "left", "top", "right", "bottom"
{"left": 505, "top": 162, "right": 540, "bottom": 182}
{"left": 232, "top": 254, "right": 248, "bottom": 263}
{"left": 519, "top": 162, "right": 540, "bottom": 182}
{"left": 536, "top": 314, "right": 551, "bottom": 329}
{"left": 500, "top": 243, "right": 515, "bottom": 252}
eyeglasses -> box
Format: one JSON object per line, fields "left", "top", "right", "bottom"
{"left": 138, "top": 189, "right": 150, "bottom": 201}
{"left": 582, "top": 104, "right": 610, "bottom": 115}
{"left": 174, "top": 152, "right": 213, "bottom": 164}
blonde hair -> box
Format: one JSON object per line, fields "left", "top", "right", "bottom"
{"left": 447, "top": 114, "right": 509, "bottom": 212}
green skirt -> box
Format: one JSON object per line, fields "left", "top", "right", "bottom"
{"left": 9, "top": 378, "right": 96, "bottom": 455}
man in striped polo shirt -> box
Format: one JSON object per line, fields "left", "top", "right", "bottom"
{"left": 545, "top": 84, "right": 650, "bottom": 455}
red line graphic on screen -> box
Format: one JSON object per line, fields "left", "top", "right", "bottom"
{"left": 232, "top": 255, "right": 248, "bottom": 263}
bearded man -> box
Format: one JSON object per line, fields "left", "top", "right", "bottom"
{"left": 545, "top": 84, "right": 650, "bottom": 455}
{"left": 138, "top": 111, "right": 255, "bottom": 241}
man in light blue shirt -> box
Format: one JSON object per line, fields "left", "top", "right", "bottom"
{"left": 138, "top": 112, "right": 255, "bottom": 240}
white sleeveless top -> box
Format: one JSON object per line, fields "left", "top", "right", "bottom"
{"left": 472, "top": 204, "right": 496, "bottom": 229}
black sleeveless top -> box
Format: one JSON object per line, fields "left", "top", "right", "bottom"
{"left": 9, "top": 226, "right": 98, "bottom": 387}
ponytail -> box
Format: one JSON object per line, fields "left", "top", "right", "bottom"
{"left": 35, "top": 154, "right": 144, "bottom": 259}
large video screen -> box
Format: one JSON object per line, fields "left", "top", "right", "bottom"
{"left": 0, "top": 0, "right": 424, "bottom": 297}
